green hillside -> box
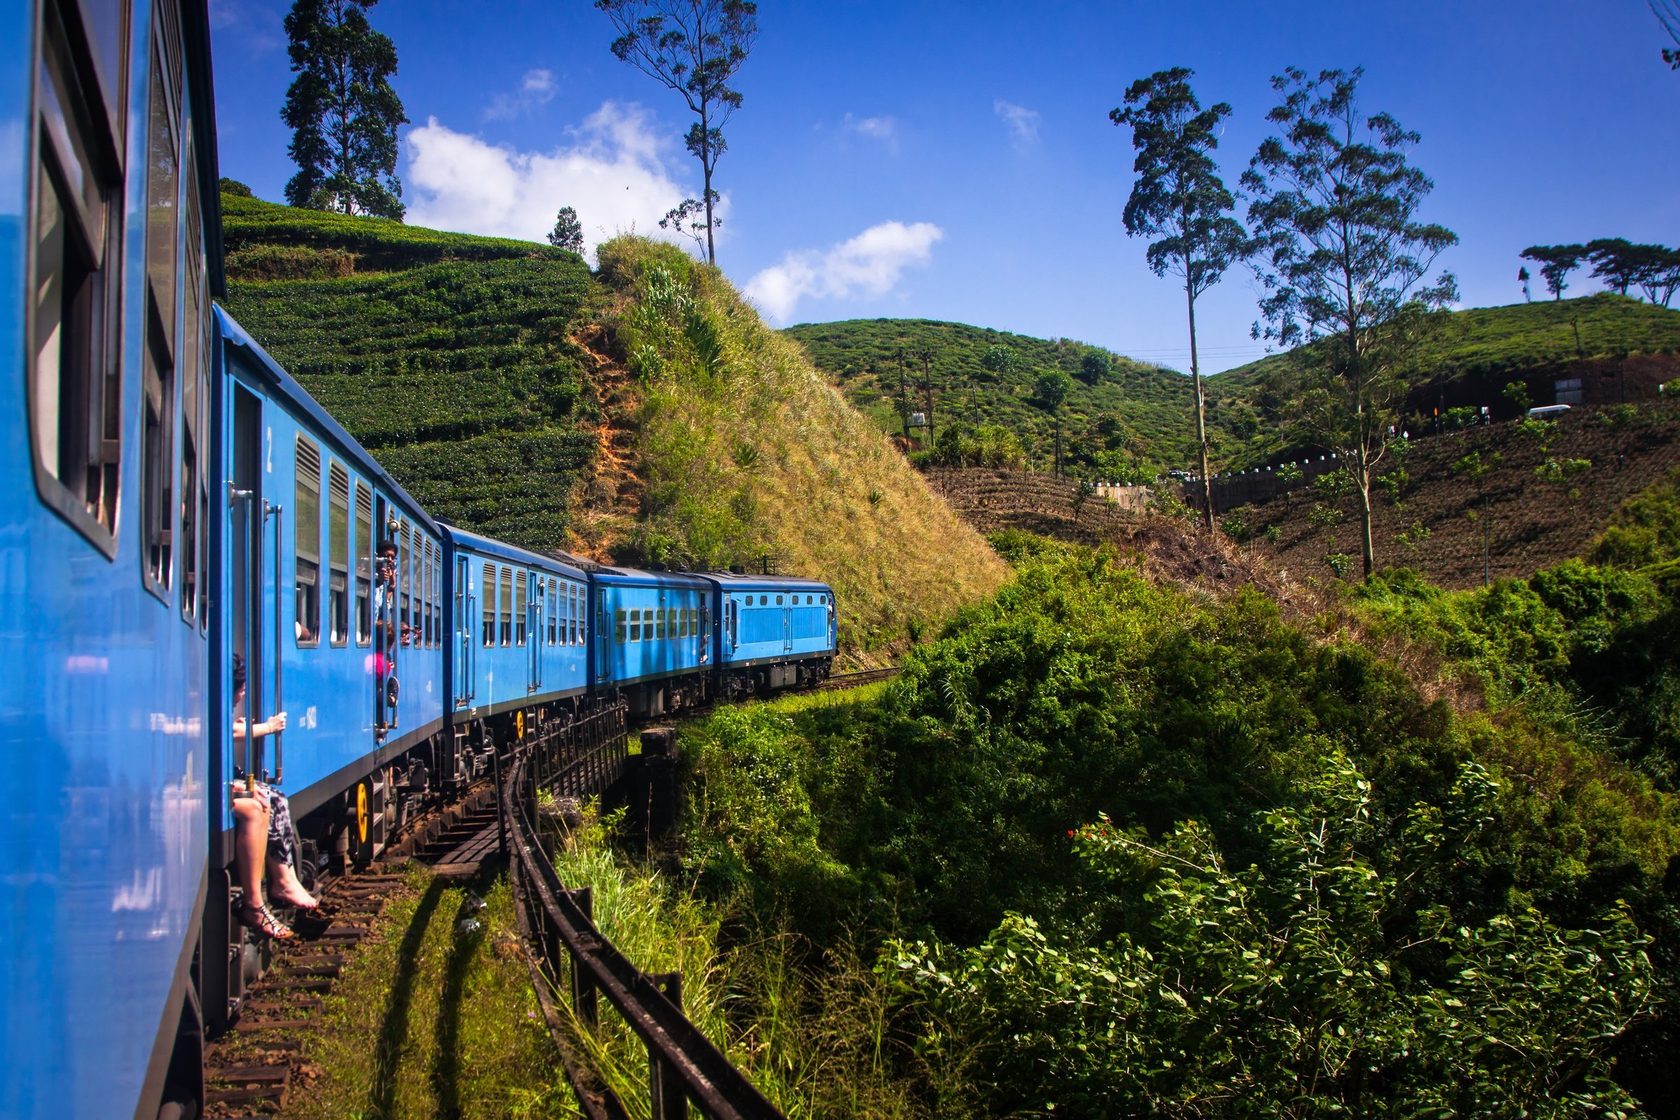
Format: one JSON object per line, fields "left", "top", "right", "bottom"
{"left": 222, "top": 194, "right": 596, "bottom": 549}
{"left": 219, "top": 194, "right": 1006, "bottom": 653}
{"left": 789, "top": 296, "right": 1680, "bottom": 481}
{"left": 1206, "top": 294, "right": 1680, "bottom": 467}
{"left": 784, "top": 318, "right": 1194, "bottom": 480}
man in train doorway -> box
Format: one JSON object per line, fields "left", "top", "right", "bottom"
{"left": 374, "top": 538, "right": 399, "bottom": 720}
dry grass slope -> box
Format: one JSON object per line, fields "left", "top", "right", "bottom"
{"left": 581, "top": 238, "right": 1009, "bottom": 658}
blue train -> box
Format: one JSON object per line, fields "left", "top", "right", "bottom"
{"left": 0, "top": 2, "right": 837, "bottom": 1117}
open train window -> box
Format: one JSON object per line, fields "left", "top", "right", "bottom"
{"left": 481, "top": 563, "right": 495, "bottom": 646}
{"left": 139, "top": 5, "right": 182, "bottom": 598}
{"left": 328, "top": 464, "right": 349, "bottom": 645}
{"left": 294, "top": 437, "right": 320, "bottom": 644}
{"left": 354, "top": 483, "right": 372, "bottom": 644}
{"left": 572, "top": 586, "right": 582, "bottom": 644}
{"left": 29, "top": 0, "right": 129, "bottom": 553}
{"left": 432, "top": 548, "right": 442, "bottom": 648}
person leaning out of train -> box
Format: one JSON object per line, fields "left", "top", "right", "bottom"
{"left": 230, "top": 655, "right": 317, "bottom": 940}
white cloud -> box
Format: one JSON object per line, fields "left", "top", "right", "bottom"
{"left": 843, "top": 113, "right": 900, "bottom": 147}
{"left": 403, "top": 102, "right": 716, "bottom": 262}
{"left": 994, "top": 99, "right": 1040, "bottom": 150}
{"left": 483, "top": 68, "right": 558, "bottom": 122}
{"left": 745, "top": 221, "right": 943, "bottom": 323}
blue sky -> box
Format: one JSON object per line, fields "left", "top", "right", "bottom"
{"left": 210, "top": 0, "right": 1679, "bottom": 374}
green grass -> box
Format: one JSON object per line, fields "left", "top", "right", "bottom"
{"left": 545, "top": 803, "right": 936, "bottom": 1119}
{"left": 287, "top": 867, "right": 574, "bottom": 1119}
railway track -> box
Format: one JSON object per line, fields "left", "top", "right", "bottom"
{"left": 819, "top": 666, "right": 899, "bottom": 690}
{"left": 201, "top": 791, "right": 504, "bottom": 1117}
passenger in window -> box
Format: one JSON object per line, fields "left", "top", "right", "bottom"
{"left": 229, "top": 655, "right": 317, "bottom": 940}
{"left": 374, "top": 539, "right": 399, "bottom": 715}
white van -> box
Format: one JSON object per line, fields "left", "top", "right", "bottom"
{"left": 1527, "top": 404, "right": 1572, "bottom": 419}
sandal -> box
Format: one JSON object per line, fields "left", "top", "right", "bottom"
{"left": 238, "top": 902, "right": 294, "bottom": 941}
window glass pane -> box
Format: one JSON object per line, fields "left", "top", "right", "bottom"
{"left": 483, "top": 563, "right": 495, "bottom": 646}
{"left": 355, "top": 484, "right": 372, "bottom": 644}
{"left": 294, "top": 437, "right": 320, "bottom": 643}
{"left": 141, "top": 314, "right": 173, "bottom": 592}
{"left": 614, "top": 608, "right": 627, "bottom": 644}
{"left": 515, "top": 570, "right": 527, "bottom": 646}
{"left": 144, "top": 29, "right": 178, "bottom": 354}
{"left": 500, "top": 566, "right": 512, "bottom": 645}
{"left": 328, "top": 464, "right": 349, "bottom": 644}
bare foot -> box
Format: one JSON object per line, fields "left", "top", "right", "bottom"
{"left": 268, "top": 864, "right": 318, "bottom": 910}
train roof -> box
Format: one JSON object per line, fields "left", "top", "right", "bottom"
{"left": 590, "top": 566, "right": 713, "bottom": 590}
{"left": 700, "top": 572, "right": 833, "bottom": 593}
{"left": 439, "top": 523, "right": 588, "bottom": 580}
{"left": 215, "top": 307, "right": 438, "bottom": 531}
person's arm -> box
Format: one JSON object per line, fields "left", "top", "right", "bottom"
{"left": 233, "top": 711, "right": 288, "bottom": 740}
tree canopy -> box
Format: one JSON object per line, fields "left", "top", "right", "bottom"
{"left": 1520, "top": 244, "right": 1587, "bottom": 301}
{"left": 547, "top": 206, "right": 584, "bottom": 255}
{"left": 1243, "top": 66, "right": 1457, "bottom": 577}
{"left": 1111, "top": 67, "right": 1245, "bottom": 531}
{"left": 281, "top": 0, "right": 407, "bottom": 220}
{"left": 597, "top": 0, "right": 758, "bottom": 266}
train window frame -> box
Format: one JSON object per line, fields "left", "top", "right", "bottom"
{"left": 614, "top": 608, "right": 627, "bottom": 644}
{"left": 293, "top": 436, "right": 321, "bottom": 646}
{"left": 514, "top": 570, "right": 528, "bottom": 646}
{"left": 481, "top": 562, "right": 495, "bottom": 647}
{"left": 547, "top": 579, "right": 558, "bottom": 645}
{"left": 27, "top": 0, "right": 130, "bottom": 556}
{"left": 432, "top": 548, "right": 442, "bottom": 648}
{"left": 178, "top": 141, "right": 208, "bottom": 629}
{"left": 327, "top": 463, "right": 349, "bottom": 646}
{"left": 354, "top": 483, "right": 372, "bottom": 645}
{"left": 499, "top": 566, "right": 513, "bottom": 646}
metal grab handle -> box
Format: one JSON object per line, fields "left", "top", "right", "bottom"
{"left": 265, "top": 501, "right": 284, "bottom": 784}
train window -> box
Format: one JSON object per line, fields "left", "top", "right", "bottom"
{"left": 29, "top": 2, "right": 128, "bottom": 550}
{"left": 776, "top": 595, "right": 784, "bottom": 606}
{"left": 354, "top": 484, "right": 372, "bottom": 644}
{"left": 326, "top": 464, "right": 349, "bottom": 644}
{"left": 614, "top": 608, "right": 627, "bottom": 644}
{"left": 482, "top": 563, "right": 495, "bottom": 646}
{"left": 547, "top": 579, "right": 557, "bottom": 644}
{"left": 499, "top": 566, "right": 513, "bottom": 645}
{"left": 572, "top": 586, "right": 582, "bottom": 645}
{"left": 515, "top": 571, "right": 528, "bottom": 646}
{"left": 293, "top": 438, "right": 321, "bottom": 644}
{"left": 179, "top": 148, "right": 208, "bottom": 628}
{"left": 424, "top": 541, "right": 435, "bottom": 647}
{"left": 145, "top": 1, "right": 181, "bottom": 341}
{"left": 400, "top": 525, "right": 412, "bottom": 645}
{"left": 434, "top": 551, "right": 442, "bottom": 647}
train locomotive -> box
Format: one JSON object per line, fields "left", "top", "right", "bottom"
{"left": 0, "top": 2, "right": 836, "bottom": 1117}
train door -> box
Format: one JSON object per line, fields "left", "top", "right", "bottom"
{"left": 528, "top": 571, "right": 543, "bottom": 695}
{"left": 455, "top": 554, "right": 473, "bottom": 708}
{"left": 228, "top": 383, "right": 270, "bottom": 783}
{"left": 783, "top": 594, "right": 793, "bottom": 655}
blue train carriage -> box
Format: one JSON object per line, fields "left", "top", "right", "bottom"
{"left": 209, "top": 309, "right": 447, "bottom": 1015}
{"left": 2, "top": 0, "right": 223, "bottom": 1116}
{"left": 591, "top": 566, "right": 714, "bottom": 718}
{"left": 705, "top": 574, "right": 837, "bottom": 699}
{"left": 439, "top": 524, "right": 589, "bottom": 759}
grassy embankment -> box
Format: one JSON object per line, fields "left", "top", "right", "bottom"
{"left": 286, "top": 869, "right": 573, "bottom": 1119}
{"left": 590, "top": 238, "right": 1009, "bottom": 655}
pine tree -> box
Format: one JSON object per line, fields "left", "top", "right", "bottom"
{"left": 547, "top": 206, "right": 584, "bottom": 254}
{"left": 282, "top": 0, "right": 407, "bottom": 220}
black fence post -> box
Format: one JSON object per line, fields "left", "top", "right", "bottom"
{"left": 648, "top": 972, "right": 687, "bottom": 1120}
{"left": 569, "top": 887, "right": 598, "bottom": 1028}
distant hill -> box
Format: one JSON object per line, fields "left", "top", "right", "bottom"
{"left": 783, "top": 319, "right": 1194, "bottom": 479}
{"left": 220, "top": 194, "right": 1006, "bottom": 654}
{"left": 788, "top": 297, "right": 1680, "bottom": 481}
{"left": 1205, "top": 294, "right": 1680, "bottom": 469}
